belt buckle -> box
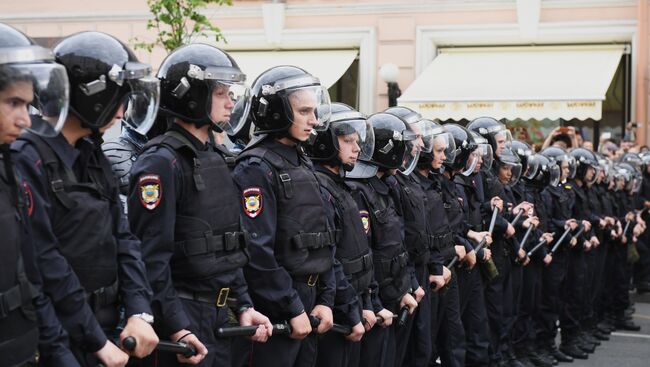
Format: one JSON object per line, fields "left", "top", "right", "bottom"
{"left": 307, "top": 274, "right": 319, "bottom": 287}
{"left": 216, "top": 288, "right": 230, "bottom": 308}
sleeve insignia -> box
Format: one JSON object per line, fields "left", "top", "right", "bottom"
{"left": 359, "top": 210, "right": 370, "bottom": 234}
{"left": 139, "top": 174, "right": 162, "bottom": 210}
{"left": 243, "top": 187, "right": 263, "bottom": 218}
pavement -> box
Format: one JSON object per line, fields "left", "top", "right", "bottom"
{"left": 558, "top": 292, "right": 650, "bottom": 367}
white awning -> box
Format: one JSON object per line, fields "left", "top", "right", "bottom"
{"left": 398, "top": 45, "right": 625, "bottom": 121}
{"left": 228, "top": 49, "right": 358, "bottom": 88}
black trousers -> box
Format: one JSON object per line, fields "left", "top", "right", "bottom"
{"left": 315, "top": 331, "right": 361, "bottom": 367}
{"left": 239, "top": 281, "right": 318, "bottom": 367}
{"left": 457, "top": 266, "right": 490, "bottom": 366}
{"left": 484, "top": 246, "right": 511, "bottom": 363}
{"left": 433, "top": 272, "right": 466, "bottom": 367}
{"left": 513, "top": 260, "right": 542, "bottom": 347}
{"left": 400, "top": 263, "right": 432, "bottom": 367}
{"left": 536, "top": 248, "right": 568, "bottom": 343}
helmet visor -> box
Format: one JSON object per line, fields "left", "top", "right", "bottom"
{"left": 548, "top": 162, "right": 561, "bottom": 187}
{"left": 567, "top": 156, "right": 577, "bottom": 179}
{"left": 2, "top": 62, "right": 70, "bottom": 137}
{"left": 461, "top": 150, "right": 479, "bottom": 177}
{"left": 496, "top": 161, "right": 522, "bottom": 185}
{"left": 207, "top": 80, "right": 250, "bottom": 135}
{"left": 400, "top": 138, "right": 421, "bottom": 176}
{"left": 523, "top": 157, "right": 540, "bottom": 180}
{"left": 121, "top": 76, "right": 160, "bottom": 135}
{"left": 332, "top": 118, "right": 375, "bottom": 162}
{"left": 431, "top": 132, "right": 456, "bottom": 165}
{"left": 478, "top": 143, "right": 494, "bottom": 172}
{"left": 281, "top": 84, "right": 331, "bottom": 132}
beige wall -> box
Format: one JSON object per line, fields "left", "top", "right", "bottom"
{"left": 2, "top": 0, "right": 648, "bottom": 143}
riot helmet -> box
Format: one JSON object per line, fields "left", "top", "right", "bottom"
{"left": 54, "top": 32, "right": 158, "bottom": 133}
{"left": 524, "top": 154, "right": 560, "bottom": 188}
{"left": 470, "top": 130, "right": 493, "bottom": 173}
{"left": 365, "top": 112, "right": 416, "bottom": 171}
{"left": 305, "top": 102, "right": 374, "bottom": 172}
{"left": 509, "top": 140, "right": 537, "bottom": 180}
{"left": 541, "top": 146, "right": 575, "bottom": 182}
{"left": 157, "top": 43, "right": 248, "bottom": 134}
{"left": 0, "top": 23, "right": 69, "bottom": 138}
{"left": 495, "top": 147, "right": 522, "bottom": 186}
{"left": 249, "top": 65, "right": 331, "bottom": 138}
{"left": 443, "top": 123, "right": 478, "bottom": 177}
{"left": 570, "top": 148, "right": 600, "bottom": 185}
{"left": 466, "top": 116, "right": 511, "bottom": 158}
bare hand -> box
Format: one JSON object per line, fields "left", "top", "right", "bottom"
{"left": 311, "top": 305, "right": 333, "bottom": 334}
{"left": 239, "top": 308, "right": 273, "bottom": 342}
{"left": 442, "top": 266, "right": 452, "bottom": 284}
{"left": 566, "top": 219, "right": 578, "bottom": 230}
{"left": 345, "top": 322, "right": 365, "bottom": 342}
{"left": 464, "top": 250, "right": 477, "bottom": 269}
{"left": 543, "top": 254, "right": 553, "bottom": 266}
{"left": 289, "top": 312, "right": 312, "bottom": 339}
{"left": 506, "top": 223, "right": 516, "bottom": 238}
{"left": 95, "top": 340, "right": 129, "bottom": 367}
{"left": 429, "top": 274, "right": 445, "bottom": 291}
{"left": 376, "top": 309, "right": 393, "bottom": 328}
{"left": 120, "top": 316, "right": 158, "bottom": 358}
{"left": 413, "top": 286, "right": 425, "bottom": 303}
{"left": 491, "top": 197, "right": 503, "bottom": 211}
{"left": 399, "top": 293, "right": 418, "bottom": 314}
{"left": 455, "top": 245, "right": 467, "bottom": 261}
{"left": 582, "top": 220, "right": 592, "bottom": 232}
{"left": 362, "top": 309, "right": 376, "bottom": 331}
{"left": 170, "top": 330, "right": 207, "bottom": 365}
{"left": 482, "top": 248, "right": 492, "bottom": 261}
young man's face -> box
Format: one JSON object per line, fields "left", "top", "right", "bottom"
{"left": 431, "top": 136, "right": 447, "bottom": 170}
{"left": 210, "top": 83, "right": 236, "bottom": 127}
{"left": 560, "top": 160, "right": 569, "bottom": 180}
{"left": 494, "top": 131, "right": 507, "bottom": 157}
{"left": 0, "top": 80, "right": 33, "bottom": 144}
{"left": 288, "top": 89, "right": 319, "bottom": 142}
{"left": 337, "top": 133, "right": 361, "bottom": 166}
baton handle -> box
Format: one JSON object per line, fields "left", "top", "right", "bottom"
{"left": 526, "top": 239, "right": 547, "bottom": 258}
{"left": 510, "top": 211, "right": 524, "bottom": 227}
{"left": 488, "top": 207, "right": 499, "bottom": 233}
{"left": 518, "top": 224, "right": 536, "bottom": 251}
{"left": 121, "top": 336, "right": 197, "bottom": 358}
{"left": 397, "top": 306, "right": 410, "bottom": 327}
{"left": 550, "top": 227, "right": 573, "bottom": 254}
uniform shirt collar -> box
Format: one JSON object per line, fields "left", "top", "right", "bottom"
{"left": 262, "top": 138, "right": 301, "bottom": 166}
{"left": 169, "top": 123, "right": 209, "bottom": 151}
{"left": 41, "top": 133, "right": 81, "bottom": 170}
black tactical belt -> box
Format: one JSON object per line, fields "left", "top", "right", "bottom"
{"left": 0, "top": 281, "right": 36, "bottom": 319}
{"left": 176, "top": 231, "right": 247, "bottom": 257}
{"left": 176, "top": 288, "right": 230, "bottom": 308}
{"left": 342, "top": 253, "right": 373, "bottom": 275}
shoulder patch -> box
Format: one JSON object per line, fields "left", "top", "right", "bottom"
{"left": 359, "top": 210, "right": 370, "bottom": 234}
{"left": 23, "top": 181, "right": 33, "bottom": 216}
{"left": 138, "top": 174, "right": 162, "bottom": 210}
{"left": 243, "top": 187, "right": 263, "bottom": 218}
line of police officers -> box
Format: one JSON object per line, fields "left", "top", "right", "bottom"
{"left": 0, "top": 22, "right": 647, "bottom": 367}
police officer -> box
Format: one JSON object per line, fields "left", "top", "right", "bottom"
{"left": 0, "top": 22, "right": 80, "bottom": 367}
{"left": 536, "top": 147, "right": 581, "bottom": 361}
{"left": 454, "top": 131, "right": 494, "bottom": 367}
{"left": 233, "top": 66, "right": 337, "bottom": 367}
{"left": 11, "top": 31, "right": 159, "bottom": 367}
{"left": 511, "top": 152, "right": 557, "bottom": 367}
{"left": 383, "top": 106, "right": 434, "bottom": 367}
{"left": 433, "top": 123, "right": 485, "bottom": 367}
{"left": 306, "top": 102, "right": 375, "bottom": 367}
{"left": 128, "top": 44, "right": 273, "bottom": 366}
{"left": 344, "top": 112, "right": 419, "bottom": 367}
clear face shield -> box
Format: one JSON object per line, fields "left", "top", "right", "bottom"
{"left": 496, "top": 148, "right": 522, "bottom": 186}
{"left": 0, "top": 61, "right": 70, "bottom": 137}
{"left": 585, "top": 165, "right": 599, "bottom": 185}
{"left": 399, "top": 128, "right": 421, "bottom": 176}
{"left": 331, "top": 115, "right": 374, "bottom": 162}
{"left": 491, "top": 127, "right": 512, "bottom": 156}
{"left": 478, "top": 143, "right": 493, "bottom": 172}
{"left": 567, "top": 156, "right": 577, "bottom": 179}
{"left": 461, "top": 149, "right": 479, "bottom": 177}
{"left": 548, "top": 162, "right": 561, "bottom": 187}
{"left": 207, "top": 80, "right": 250, "bottom": 135}
{"left": 101, "top": 62, "right": 159, "bottom": 133}
{"left": 271, "top": 75, "right": 331, "bottom": 131}
{"left": 523, "top": 157, "right": 540, "bottom": 180}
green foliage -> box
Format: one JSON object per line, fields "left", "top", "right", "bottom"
{"left": 133, "top": 0, "right": 232, "bottom": 52}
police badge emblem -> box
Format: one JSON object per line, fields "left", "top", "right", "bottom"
{"left": 139, "top": 174, "right": 162, "bottom": 210}
{"left": 359, "top": 210, "right": 370, "bottom": 234}
{"left": 243, "top": 187, "right": 263, "bottom": 218}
